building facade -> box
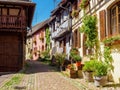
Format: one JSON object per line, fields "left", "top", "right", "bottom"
{"left": 50, "top": 0, "right": 73, "bottom": 59}
{"left": 0, "top": 0, "right": 35, "bottom": 72}
{"left": 26, "top": 31, "right": 33, "bottom": 60}
{"left": 71, "top": 0, "right": 120, "bottom": 83}
{"left": 50, "top": 0, "right": 120, "bottom": 83}
{"left": 31, "top": 19, "right": 50, "bottom": 60}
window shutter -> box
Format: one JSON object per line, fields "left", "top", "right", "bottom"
{"left": 77, "top": 30, "right": 81, "bottom": 48}
{"left": 99, "top": 10, "right": 106, "bottom": 41}
{"left": 83, "top": 34, "right": 87, "bottom": 56}
{"left": 72, "top": 32, "right": 76, "bottom": 48}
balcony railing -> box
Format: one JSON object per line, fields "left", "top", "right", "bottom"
{"left": 0, "top": 15, "right": 26, "bottom": 29}
{"left": 52, "top": 18, "right": 72, "bottom": 39}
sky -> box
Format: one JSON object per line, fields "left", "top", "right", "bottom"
{"left": 32, "top": 0, "right": 60, "bottom": 26}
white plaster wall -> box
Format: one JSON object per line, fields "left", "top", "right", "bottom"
{"left": 94, "top": 0, "right": 120, "bottom": 83}
{"left": 72, "top": 0, "right": 120, "bottom": 83}
{"left": 110, "top": 46, "right": 120, "bottom": 83}
{"left": 66, "top": 34, "right": 72, "bottom": 60}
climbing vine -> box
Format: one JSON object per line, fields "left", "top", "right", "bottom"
{"left": 104, "top": 46, "right": 113, "bottom": 71}
{"left": 45, "top": 28, "right": 50, "bottom": 50}
{"left": 80, "top": 15, "right": 98, "bottom": 48}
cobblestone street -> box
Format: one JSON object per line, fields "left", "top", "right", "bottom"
{"left": 17, "top": 60, "right": 79, "bottom": 90}
{"left": 1, "top": 60, "right": 120, "bottom": 90}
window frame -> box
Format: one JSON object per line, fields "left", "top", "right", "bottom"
{"left": 109, "top": 3, "right": 120, "bottom": 37}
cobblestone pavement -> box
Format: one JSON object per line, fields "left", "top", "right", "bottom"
{"left": 0, "top": 61, "right": 120, "bottom": 90}
{"left": 17, "top": 60, "right": 80, "bottom": 90}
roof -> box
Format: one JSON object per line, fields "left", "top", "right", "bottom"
{"left": 31, "top": 19, "right": 50, "bottom": 35}
{"left": 51, "top": 0, "right": 68, "bottom": 16}
{"left": 0, "top": 0, "right": 36, "bottom": 28}
{"left": 32, "top": 16, "right": 55, "bottom": 35}
{"left": 27, "top": 16, "right": 55, "bottom": 37}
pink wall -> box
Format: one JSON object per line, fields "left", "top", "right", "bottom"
{"left": 32, "top": 28, "right": 46, "bottom": 60}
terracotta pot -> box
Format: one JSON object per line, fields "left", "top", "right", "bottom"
{"left": 76, "top": 61, "right": 81, "bottom": 67}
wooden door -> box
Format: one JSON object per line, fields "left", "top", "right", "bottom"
{"left": 0, "top": 32, "right": 23, "bottom": 72}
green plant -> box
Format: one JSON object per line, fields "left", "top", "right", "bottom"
{"left": 54, "top": 53, "right": 66, "bottom": 66}
{"left": 1, "top": 74, "right": 24, "bottom": 89}
{"left": 80, "top": 15, "right": 97, "bottom": 49}
{"left": 70, "top": 48, "right": 79, "bottom": 56}
{"left": 70, "top": 48, "right": 80, "bottom": 61}
{"left": 80, "top": 0, "right": 90, "bottom": 9}
{"left": 104, "top": 46, "right": 113, "bottom": 71}
{"left": 82, "top": 60, "right": 96, "bottom": 72}
{"left": 45, "top": 28, "right": 50, "bottom": 50}
{"left": 41, "top": 50, "right": 50, "bottom": 59}
{"left": 103, "top": 36, "right": 120, "bottom": 45}
{"left": 29, "top": 54, "right": 33, "bottom": 59}
{"left": 94, "top": 61, "right": 108, "bottom": 76}
{"left": 71, "top": 10, "right": 79, "bottom": 18}
{"left": 73, "top": 54, "right": 81, "bottom": 62}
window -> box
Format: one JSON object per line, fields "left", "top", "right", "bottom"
{"left": 42, "top": 45, "right": 44, "bottom": 51}
{"left": 74, "top": 30, "right": 77, "bottom": 47}
{"left": 73, "top": 29, "right": 81, "bottom": 48}
{"left": 110, "top": 3, "right": 120, "bottom": 35}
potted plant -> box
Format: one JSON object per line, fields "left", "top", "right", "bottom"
{"left": 54, "top": 53, "right": 66, "bottom": 71}
{"left": 70, "top": 48, "right": 82, "bottom": 67}
{"left": 73, "top": 54, "right": 82, "bottom": 67}
{"left": 66, "top": 64, "right": 78, "bottom": 78}
{"left": 82, "top": 60, "right": 96, "bottom": 82}
{"left": 70, "top": 48, "right": 79, "bottom": 61}
{"left": 93, "top": 61, "right": 108, "bottom": 87}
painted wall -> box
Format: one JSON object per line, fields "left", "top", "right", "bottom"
{"left": 32, "top": 28, "right": 46, "bottom": 60}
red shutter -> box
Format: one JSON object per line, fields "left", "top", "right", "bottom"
{"left": 99, "top": 10, "right": 106, "bottom": 41}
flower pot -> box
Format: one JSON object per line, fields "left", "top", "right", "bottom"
{"left": 82, "top": 71, "right": 94, "bottom": 82}
{"left": 76, "top": 61, "right": 81, "bottom": 67}
{"left": 93, "top": 76, "right": 107, "bottom": 87}
{"left": 70, "top": 70, "right": 78, "bottom": 78}
{"left": 66, "top": 68, "right": 78, "bottom": 78}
